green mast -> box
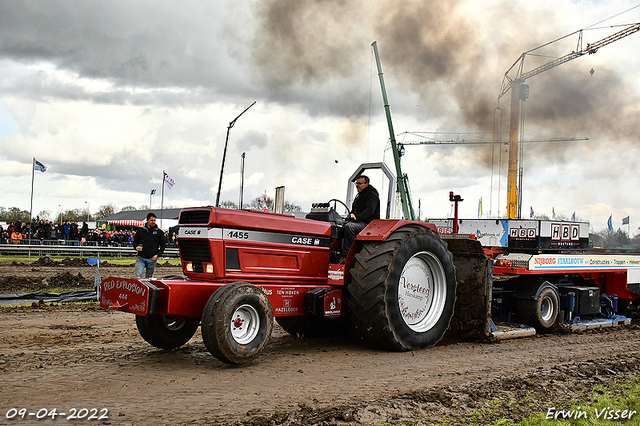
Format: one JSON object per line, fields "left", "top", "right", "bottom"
{"left": 371, "top": 41, "right": 415, "bottom": 220}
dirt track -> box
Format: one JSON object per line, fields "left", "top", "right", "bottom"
{"left": 0, "top": 258, "right": 183, "bottom": 292}
{"left": 1, "top": 260, "right": 640, "bottom": 425}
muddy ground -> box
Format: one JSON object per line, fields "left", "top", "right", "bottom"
{"left": 1, "top": 259, "right": 640, "bottom": 425}
{"left": 0, "top": 257, "right": 183, "bottom": 293}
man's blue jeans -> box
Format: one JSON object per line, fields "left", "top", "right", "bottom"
{"left": 134, "top": 256, "right": 157, "bottom": 278}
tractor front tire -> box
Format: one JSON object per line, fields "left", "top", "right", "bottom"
{"left": 348, "top": 225, "right": 456, "bottom": 351}
{"left": 135, "top": 314, "right": 199, "bottom": 349}
{"left": 201, "top": 282, "right": 273, "bottom": 365}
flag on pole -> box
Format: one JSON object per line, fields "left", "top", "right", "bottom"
{"left": 34, "top": 159, "right": 47, "bottom": 173}
{"left": 262, "top": 193, "right": 269, "bottom": 212}
{"left": 608, "top": 215, "right": 613, "bottom": 232}
{"left": 571, "top": 211, "right": 575, "bottom": 221}
{"left": 93, "top": 262, "right": 101, "bottom": 301}
{"left": 552, "top": 207, "right": 555, "bottom": 219}
{"left": 477, "top": 197, "right": 482, "bottom": 218}
{"left": 530, "top": 206, "right": 534, "bottom": 218}
{"left": 622, "top": 216, "right": 630, "bottom": 225}
{"left": 163, "top": 172, "right": 175, "bottom": 189}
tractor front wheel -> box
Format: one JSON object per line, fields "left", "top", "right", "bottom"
{"left": 135, "top": 314, "right": 199, "bottom": 349}
{"left": 201, "top": 282, "right": 273, "bottom": 365}
{"left": 348, "top": 225, "right": 456, "bottom": 351}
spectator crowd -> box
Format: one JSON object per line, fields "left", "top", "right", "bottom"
{"left": 0, "top": 218, "right": 177, "bottom": 247}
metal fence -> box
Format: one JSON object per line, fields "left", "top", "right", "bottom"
{"left": 0, "top": 243, "right": 179, "bottom": 258}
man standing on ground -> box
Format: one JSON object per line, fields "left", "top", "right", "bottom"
{"left": 133, "top": 212, "right": 166, "bottom": 278}
{"left": 342, "top": 175, "right": 380, "bottom": 255}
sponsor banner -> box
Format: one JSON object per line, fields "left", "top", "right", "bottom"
{"left": 507, "top": 220, "right": 589, "bottom": 250}
{"left": 429, "top": 219, "right": 508, "bottom": 247}
{"left": 529, "top": 255, "right": 640, "bottom": 271}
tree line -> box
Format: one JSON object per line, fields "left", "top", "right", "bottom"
{"left": 0, "top": 196, "right": 301, "bottom": 225}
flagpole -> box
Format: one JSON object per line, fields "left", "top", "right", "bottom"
{"left": 160, "top": 170, "right": 165, "bottom": 230}
{"left": 29, "top": 158, "right": 35, "bottom": 253}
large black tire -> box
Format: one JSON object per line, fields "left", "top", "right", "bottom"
{"left": 518, "top": 287, "right": 560, "bottom": 331}
{"left": 135, "top": 314, "right": 199, "bottom": 349}
{"left": 348, "top": 225, "right": 456, "bottom": 351}
{"left": 201, "top": 282, "right": 273, "bottom": 365}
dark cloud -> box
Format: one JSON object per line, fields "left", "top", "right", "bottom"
{"left": 250, "top": 0, "right": 640, "bottom": 170}
{"left": 0, "top": 1, "right": 259, "bottom": 105}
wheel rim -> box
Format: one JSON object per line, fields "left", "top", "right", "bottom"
{"left": 397, "top": 251, "right": 447, "bottom": 332}
{"left": 231, "top": 304, "right": 260, "bottom": 344}
{"left": 162, "top": 315, "right": 186, "bottom": 331}
{"left": 540, "top": 295, "right": 556, "bottom": 323}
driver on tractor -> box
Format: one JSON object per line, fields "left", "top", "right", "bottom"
{"left": 342, "top": 175, "right": 380, "bottom": 256}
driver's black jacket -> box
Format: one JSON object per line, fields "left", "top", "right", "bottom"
{"left": 351, "top": 185, "right": 380, "bottom": 223}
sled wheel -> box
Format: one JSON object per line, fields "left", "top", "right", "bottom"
{"left": 202, "top": 282, "right": 273, "bottom": 365}
{"left": 276, "top": 315, "right": 350, "bottom": 338}
{"left": 348, "top": 225, "right": 456, "bottom": 351}
{"left": 135, "top": 314, "right": 199, "bottom": 349}
{"left": 518, "top": 287, "right": 559, "bottom": 331}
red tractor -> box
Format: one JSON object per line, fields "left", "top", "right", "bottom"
{"left": 100, "top": 164, "right": 490, "bottom": 364}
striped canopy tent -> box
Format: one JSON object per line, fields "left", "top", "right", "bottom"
{"left": 107, "top": 219, "right": 145, "bottom": 227}
{"left": 99, "top": 208, "right": 183, "bottom": 230}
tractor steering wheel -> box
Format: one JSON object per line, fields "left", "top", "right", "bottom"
{"left": 327, "top": 199, "right": 351, "bottom": 220}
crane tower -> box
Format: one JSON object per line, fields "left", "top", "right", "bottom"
{"left": 499, "top": 22, "right": 640, "bottom": 219}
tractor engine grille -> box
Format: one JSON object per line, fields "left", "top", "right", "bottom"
{"left": 179, "top": 210, "right": 211, "bottom": 225}
{"left": 179, "top": 240, "right": 212, "bottom": 273}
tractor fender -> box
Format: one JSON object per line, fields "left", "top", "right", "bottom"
{"left": 354, "top": 219, "right": 437, "bottom": 242}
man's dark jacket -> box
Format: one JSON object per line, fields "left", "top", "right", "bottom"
{"left": 133, "top": 224, "right": 166, "bottom": 259}
{"left": 351, "top": 185, "right": 380, "bottom": 223}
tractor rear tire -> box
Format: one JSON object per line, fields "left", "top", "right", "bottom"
{"left": 348, "top": 225, "right": 456, "bottom": 351}
{"left": 135, "top": 314, "right": 199, "bottom": 349}
{"left": 518, "top": 287, "right": 559, "bottom": 331}
{"left": 201, "top": 282, "right": 273, "bottom": 365}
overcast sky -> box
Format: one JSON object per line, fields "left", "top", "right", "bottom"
{"left": 1, "top": 0, "right": 639, "bottom": 233}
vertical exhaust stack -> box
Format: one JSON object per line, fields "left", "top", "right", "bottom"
{"left": 449, "top": 192, "right": 463, "bottom": 234}
{"left": 274, "top": 186, "right": 285, "bottom": 214}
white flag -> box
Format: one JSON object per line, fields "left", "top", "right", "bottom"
{"left": 163, "top": 172, "right": 175, "bottom": 189}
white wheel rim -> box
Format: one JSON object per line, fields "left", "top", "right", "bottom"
{"left": 231, "top": 304, "right": 260, "bottom": 344}
{"left": 397, "top": 251, "right": 447, "bottom": 332}
{"left": 540, "top": 295, "right": 555, "bottom": 322}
